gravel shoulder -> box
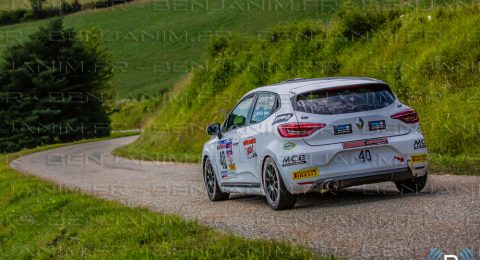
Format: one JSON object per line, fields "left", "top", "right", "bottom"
{"left": 10, "top": 136, "right": 480, "bottom": 259}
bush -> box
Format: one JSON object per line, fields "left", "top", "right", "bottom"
{"left": 0, "top": 10, "right": 27, "bottom": 25}
{"left": 337, "top": 9, "right": 389, "bottom": 40}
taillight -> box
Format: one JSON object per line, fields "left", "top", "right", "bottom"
{"left": 277, "top": 123, "right": 326, "bottom": 138}
{"left": 391, "top": 109, "right": 419, "bottom": 123}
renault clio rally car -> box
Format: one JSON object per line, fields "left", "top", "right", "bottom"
{"left": 202, "top": 77, "right": 428, "bottom": 210}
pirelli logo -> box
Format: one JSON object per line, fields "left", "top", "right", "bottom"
{"left": 411, "top": 154, "right": 427, "bottom": 163}
{"left": 292, "top": 167, "right": 319, "bottom": 180}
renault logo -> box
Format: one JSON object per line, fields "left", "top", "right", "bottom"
{"left": 356, "top": 117, "right": 364, "bottom": 130}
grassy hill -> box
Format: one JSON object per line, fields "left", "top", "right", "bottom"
{"left": 116, "top": 4, "right": 480, "bottom": 173}
{"left": 0, "top": 0, "right": 465, "bottom": 97}
{"left": 0, "top": 0, "right": 335, "bottom": 97}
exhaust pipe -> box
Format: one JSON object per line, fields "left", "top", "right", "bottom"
{"left": 327, "top": 181, "right": 339, "bottom": 190}
{"left": 319, "top": 181, "right": 339, "bottom": 192}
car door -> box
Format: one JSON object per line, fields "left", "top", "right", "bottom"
{"left": 215, "top": 94, "right": 255, "bottom": 183}
{"left": 241, "top": 92, "right": 279, "bottom": 182}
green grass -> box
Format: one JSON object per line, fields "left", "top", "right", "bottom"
{"left": 429, "top": 154, "right": 480, "bottom": 176}
{"left": 117, "top": 5, "right": 480, "bottom": 175}
{"left": 0, "top": 0, "right": 336, "bottom": 97}
{"left": 0, "top": 136, "right": 322, "bottom": 259}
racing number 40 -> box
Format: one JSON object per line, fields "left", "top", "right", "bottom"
{"left": 359, "top": 150, "right": 372, "bottom": 162}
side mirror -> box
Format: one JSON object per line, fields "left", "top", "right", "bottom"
{"left": 206, "top": 123, "right": 222, "bottom": 138}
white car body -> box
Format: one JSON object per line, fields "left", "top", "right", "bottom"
{"left": 202, "top": 77, "right": 428, "bottom": 209}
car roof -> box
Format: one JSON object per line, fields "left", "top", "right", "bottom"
{"left": 245, "top": 77, "right": 386, "bottom": 96}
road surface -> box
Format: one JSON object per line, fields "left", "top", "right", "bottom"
{"left": 10, "top": 136, "right": 480, "bottom": 259}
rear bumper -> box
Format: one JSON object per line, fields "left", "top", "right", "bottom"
{"left": 275, "top": 130, "right": 428, "bottom": 194}
{"left": 308, "top": 167, "right": 413, "bottom": 191}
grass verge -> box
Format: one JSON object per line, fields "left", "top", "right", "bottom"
{"left": 429, "top": 154, "right": 480, "bottom": 176}
{"left": 0, "top": 135, "right": 322, "bottom": 259}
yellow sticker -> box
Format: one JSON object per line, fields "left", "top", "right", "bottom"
{"left": 411, "top": 154, "right": 427, "bottom": 163}
{"left": 292, "top": 167, "right": 319, "bottom": 180}
{"left": 229, "top": 164, "right": 236, "bottom": 171}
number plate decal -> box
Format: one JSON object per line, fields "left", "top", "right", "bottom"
{"left": 354, "top": 149, "right": 374, "bottom": 162}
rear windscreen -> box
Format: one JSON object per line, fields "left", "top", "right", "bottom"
{"left": 295, "top": 84, "right": 396, "bottom": 115}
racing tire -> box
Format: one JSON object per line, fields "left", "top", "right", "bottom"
{"left": 203, "top": 158, "right": 229, "bottom": 201}
{"left": 395, "top": 173, "right": 428, "bottom": 194}
{"left": 263, "top": 157, "right": 297, "bottom": 210}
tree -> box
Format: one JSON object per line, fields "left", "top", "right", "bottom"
{"left": 28, "top": 0, "right": 47, "bottom": 17}
{"left": 0, "top": 19, "right": 113, "bottom": 153}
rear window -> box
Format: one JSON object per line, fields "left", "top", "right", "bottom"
{"left": 294, "top": 84, "right": 396, "bottom": 115}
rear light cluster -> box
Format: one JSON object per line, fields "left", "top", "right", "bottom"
{"left": 277, "top": 123, "right": 326, "bottom": 138}
{"left": 391, "top": 109, "right": 419, "bottom": 123}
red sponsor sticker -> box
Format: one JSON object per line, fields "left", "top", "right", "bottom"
{"left": 243, "top": 138, "right": 256, "bottom": 146}
{"left": 342, "top": 137, "right": 388, "bottom": 149}
{"left": 394, "top": 155, "right": 405, "bottom": 162}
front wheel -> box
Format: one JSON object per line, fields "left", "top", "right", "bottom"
{"left": 203, "top": 158, "right": 229, "bottom": 201}
{"left": 263, "top": 157, "right": 296, "bottom": 210}
{"left": 395, "top": 174, "right": 428, "bottom": 194}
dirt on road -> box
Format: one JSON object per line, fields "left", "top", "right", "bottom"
{"left": 10, "top": 136, "right": 480, "bottom": 259}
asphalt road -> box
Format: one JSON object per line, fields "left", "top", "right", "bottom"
{"left": 10, "top": 136, "right": 480, "bottom": 259}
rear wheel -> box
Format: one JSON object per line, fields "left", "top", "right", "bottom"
{"left": 263, "top": 157, "right": 296, "bottom": 210}
{"left": 395, "top": 174, "right": 428, "bottom": 194}
{"left": 203, "top": 158, "right": 229, "bottom": 201}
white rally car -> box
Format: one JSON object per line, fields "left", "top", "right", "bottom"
{"left": 202, "top": 77, "right": 428, "bottom": 210}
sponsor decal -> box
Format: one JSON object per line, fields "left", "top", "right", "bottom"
{"left": 243, "top": 138, "right": 257, "bottom": 159}
{"left": 368, "top": 120, "right": 386, "bottom": 131}
{"left": 334, "top": 124, "right": 352, "bottom": 135}
{"left": 292, "top": 167, "right": 319, "bottom": 180}
{"left": 411, "top": 154, "right": 427, "bottom": 163}
{"left": 342, "top": 137, "right": 388, "bottom": 149}
{"left": 221, "top": 171, "right": 228, "bottom": 178}
{"left": 217, "top": 140, "right": 227, "bottom": 150}
{"left": 416, "top": 126, "right": 423, "bottom": 134}
{"left": 282, "top": 154, "right": 307, "bottom": 167}
{"left": 226, "top": 142, "right": 233, "bottom": 163}
{"left": 356, "top": 117, "right": 364, "bottom": 130}
{"left": 394, "top": 155, "right": 405, "bottom": 163}
{"left": 272, "top": 113, "right": 293, "bottom": 124}
{"left": 217, "top": 139, "right": 236, "bottom": 172}
{"left": 255, "top": 111, "right": 265, "bottom": 117}
{"left": 283, "top": 142, "right": 296, "bottom": 150}
{"left": 219, "top": 150, "right": 227, "bottom": 170}
{"left": 414, "top": 139, "right": 426, "bottom": 149}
